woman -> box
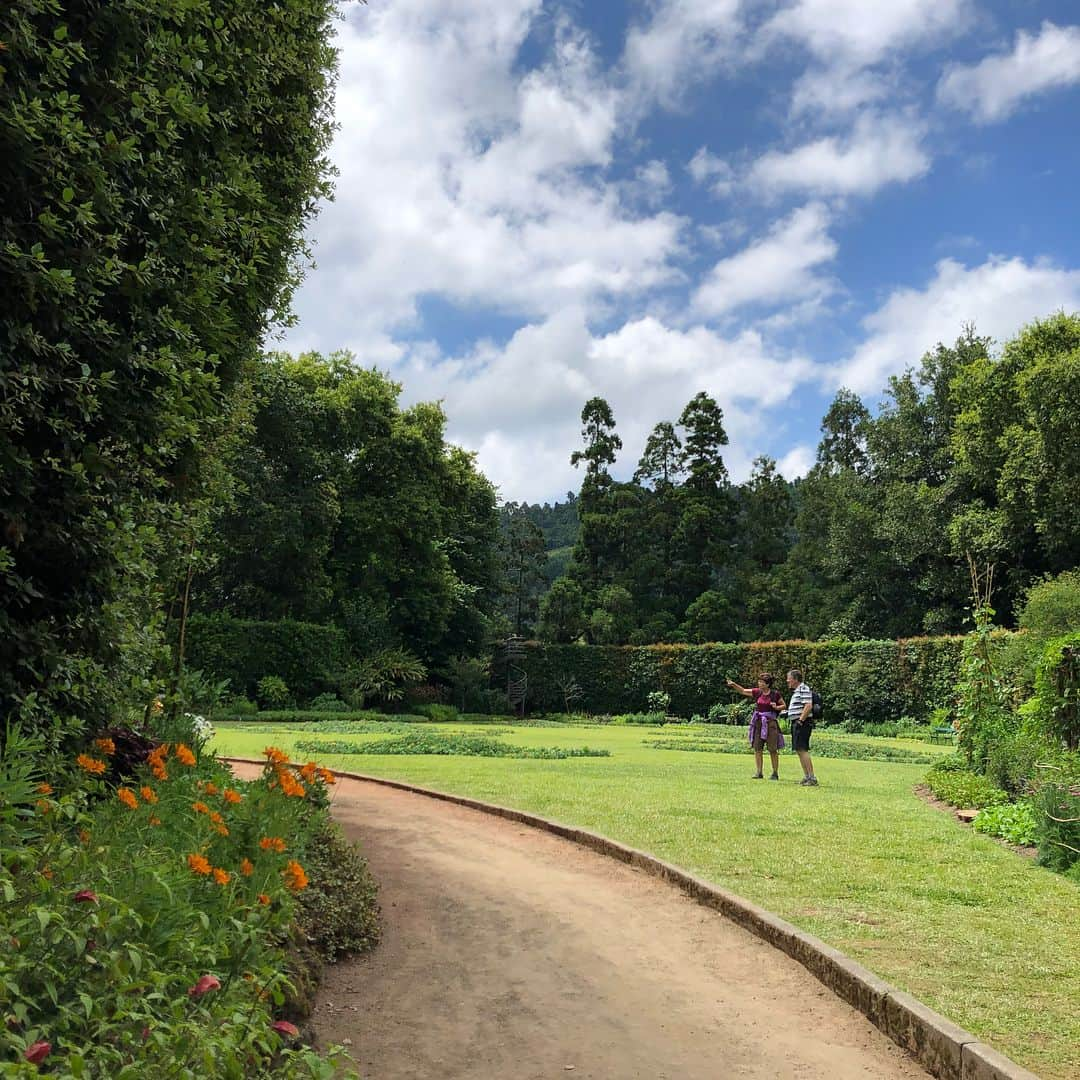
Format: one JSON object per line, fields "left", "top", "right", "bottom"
{"left": 725, "top": 674, "right": 786, "bottom": 780}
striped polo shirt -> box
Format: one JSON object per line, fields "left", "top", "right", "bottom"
{"left": 787, "top": 682, "right": 813, "bottom": 723}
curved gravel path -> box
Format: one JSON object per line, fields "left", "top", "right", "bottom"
{"left": 233, "top": 764, "right": 929, "bottom": 1080}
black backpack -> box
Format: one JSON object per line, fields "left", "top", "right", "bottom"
{"left": 811, "top": 689, "right": 823, "bottom": 722}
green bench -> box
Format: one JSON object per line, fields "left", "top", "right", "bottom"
{"left": 930, "top": 725, "right": 956, "bottom": 744}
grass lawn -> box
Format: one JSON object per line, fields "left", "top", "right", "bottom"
{"left": 212, "top": 720, "right": 1080, "bottom": 1078}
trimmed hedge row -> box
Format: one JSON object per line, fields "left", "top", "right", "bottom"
{"left": 515, "top": 637, "right": 967, "bottom": 724}
{"left": 185, "top": 614, "right": 350, "bottom": 701}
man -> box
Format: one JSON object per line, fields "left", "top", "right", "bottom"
{"left": 786, "top": 669, "right": 817, "bottom": 786}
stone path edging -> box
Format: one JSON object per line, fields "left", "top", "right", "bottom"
{"left": 226, "top": 758, "right": 1040, "bottom": 1080}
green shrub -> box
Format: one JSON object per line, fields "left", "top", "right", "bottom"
{"left": 224, "top": 695, "right": 259, "bottom": 717}
{"left": 297, "top": 820, "right": 379, "bottom": 961}
{"left": 1030, "top": 633, "right": 1080, "bottom": 752}
{"left": 1033, "top": 777, "right": 1080, "bottom": 874}
{"left": 258, "top": 675, "right": 292, "bottom": 710}
{"left": 926, "top": 767, "right": 1009, "bottom": 809}
{"left": 308, "top": 693, "right": 351, "bottom": 713}
{"left": 929, "top": 752, "right": 968, "bottom": 773}
{"left": 344, "top": 648, "right": 427, "bottom": 708}
{"left": 646, "top": 690, "right": 672, "bottom": 713}
{"left": 610, "top": 712, "right": 667, "bottom": 725}
{"left": 221, "top": 709, "right": 413, "bottom": 725}
{"left": 413, "top": 703, "right": 461, "bottom": 723}
{"left": 859, "top": 722, "right": 900, "bottom": 738}
{"left": 973, "top": 802, "right": 1039, "bottom": 847}
{"left": 186, "top": 615, "right": 351, "bottom": 702}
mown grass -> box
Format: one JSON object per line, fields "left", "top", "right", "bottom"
{"left": 212, "top": 720, "right": 1080, "bottom": 1078}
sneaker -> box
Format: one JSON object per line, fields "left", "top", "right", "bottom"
{"left": 806, "top": 776, "right": 819, "bottom": 786}
{"left": 799, "top": 777, "right": 812, "bottom": 786}
{"left": 769, "top": 773, "right": 779, "bottom": 781}
{"left": 752, "top": 773, "right": 764, "bottom": 779}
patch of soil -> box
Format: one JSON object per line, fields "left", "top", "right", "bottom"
{"left": 913, "top": 785, "right": 1038, "bottom": 860}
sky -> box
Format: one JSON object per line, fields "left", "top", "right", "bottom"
{"left": 279, "top": 0, "right": 1080, "bottom": 504}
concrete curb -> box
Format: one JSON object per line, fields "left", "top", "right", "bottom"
{"left": 226, "top": 758, "right": 1041, "bottom": 1080}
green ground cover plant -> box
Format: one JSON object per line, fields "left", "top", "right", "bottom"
{"left": 295, "top": 732, "right": 609, "bottom": 760}
{"left": 973, "top": 802, "right": 1039, "bottom": 847}
{"left": 1, "top": 727, "right": 368, "bottom": 1076}
{"left": 212, "top": 719, "right": 1079, "bottom": 1078}
{"left": 645, "top": 735, "right": 938, "bottom": 764}
{"left": 924, "top": 767, "right": 1008, "bottom": 809}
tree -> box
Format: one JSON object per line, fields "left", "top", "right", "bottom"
{"left": 816, "top": 389, "right": 871, "bottom": 475}
{"left": 0, "top": 0, "right": 338, "bottom": 736}
{"left": 499, "top": 503, "right": 548, "bottom": 636}
{"left": 678, "top": 392, "right": 730, "bottom": 493}
{"left": 538, "top": 579, "right": 586, "bottom": 643}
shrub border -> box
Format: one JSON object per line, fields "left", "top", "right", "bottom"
{"left": 226, "top": 758, "right": 1040, "bottom": 1080}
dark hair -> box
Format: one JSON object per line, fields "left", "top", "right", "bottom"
{"left": 788, "top": 669, "right": 803, "bottom": 682}
{"left": 758, "top": 673, "right": 773, "bottom": 688}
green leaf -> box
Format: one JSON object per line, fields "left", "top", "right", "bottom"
{"left": 62, "top": 187, "right": 75, "bottom": 203}
{"left": 54, "top": 25, "right": 68, "bottom": 40}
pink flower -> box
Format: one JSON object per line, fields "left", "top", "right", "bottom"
{"left": 24, "top": 1041, "right": 51, "bottom": 1064}
{"left": 187, "top": 974, "right": 221, "bottom": 998}
{"left": 271, "top": 1020, "right": 300, "bottom": 1038}
{"left": 73, "top": 889, "right": 98, "bottom": 904}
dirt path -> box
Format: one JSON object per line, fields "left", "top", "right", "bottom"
{"left": 233, "top": 765, "right": 929, "bottom": 1080}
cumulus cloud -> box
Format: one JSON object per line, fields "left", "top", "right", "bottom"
{"left": 836, "top": 255, "right": 1080, "bottom": 393}
{"left": 623, "top": 0, "right": 744, "bottom": 108}
{"left": 401, "top": 310, "right": 820, "bottom": 499}
{"left": 763, "top": 0, "right": 971, "bottom": 67}
{"left": 937, "top": 21, "right": 1080, "bottom": 123}
{"left": 282, "top": 1, "right": 684, "bottom": 353}
{"left": 693, "top": 202, "right": 837, "bottom": 318}
{"left": 687, "top": 146, "right": 736, "bottom": 196}
{"left": 778, "top": 444, "right": 815, "bottom": 479}
{"left": 747, "top": 113, "right": 929, "bottom": 198}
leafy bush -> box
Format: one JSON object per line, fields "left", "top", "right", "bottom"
{"left": 344, "top": 648, "right": 427, "bottom": 708}
{"left": 1030, "top": 633, "right": 1080, "bottom": 752}
{"left": 646, "top": 690, "right": 672, "bottom": 714}
{"left": 413, "top": 703, "right": 462, "bottom": 723}
{"left": 221, "top": 709, "right": 415, "bottom": 725}
{"left": 925, "top": 767, "right": 1009, "bottom": 809}
{"left": 707, "top": 702, "right": 747, "bottom": 725}
{"left": 224, "top": 696, "right": 259, "bottom": 717}
{"left": 859, "top": 722, "right": 900, "bottom": 738}
{"left": 297, "top": 820, "right": 379, "bottom": 961}
{"left": 308, "top": 694, "right": 352, "bottom": 713}
{"left": 0, "top": 730, "right": 357, "bottom": 1075}
{"left": 610, "top": 712, "right": 667, "bottom": 726}
{"left": 258, "top": 675, "right": 293, "bottom": 710}
{"left": 929, "top": 752, "right": 968, "bottom": 773}
{"left": 295, "top": 733, "right": 609, "bottom": 759}
{"left": 1033, "top": 775, "right": 1080, "bottom": 874}
{"left": 973, "top": 802, "right": 1039, "bottom": 847}
{"left": 1, "top": 0, "right": 338, "bottom": 741}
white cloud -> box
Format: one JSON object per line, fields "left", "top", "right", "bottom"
{"left": 623, "top": 0, "right": 744, "bottom": 107}
{"left": 622, "top": 159, "right": 674, "bottom": 207}
{"left": 837, "top": 255, "right": 1080, "bottom": 393}
{"left": 764, "top": 0, "right": 970, "bottom": 67}
{"left": 693, "top": 202, "right": 837, "bottom": 318}
{"left": 283, "top": 1, "right": 685, "bottom": 352}
{"left": 789, "top": 64, "right": 890, "bottom": 116}
{"left": 401, "top": 310, "right": 820, "bottom": 499}
{"left": 937, "top": 21, "right": 1080, "bottom": 123}
{"left": 747, "top": 112, "right": 929, "bottom": 198}
{"left": 687, "top": 146, "right": 735, "bottom": 196}
{"left": 778, "top": 444, "right": 815, "bottom": 479}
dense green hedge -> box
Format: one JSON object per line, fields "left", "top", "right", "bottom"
{"left": 515, "top": 637, "right": 968, "bottom": 724}
{"left": 185, "top": 614, "right": 350, "bottom": 701}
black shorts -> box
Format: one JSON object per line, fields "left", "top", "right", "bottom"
{"left": 792, "top": 721, "right": 813, "bottom": 752}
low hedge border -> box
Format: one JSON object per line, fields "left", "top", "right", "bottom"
{"left": 224, "top": 758, "right": 1042, "bottom": 1080}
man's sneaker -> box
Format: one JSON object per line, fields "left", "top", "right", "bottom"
{"left": 806, "top": 776, "right": 819, "bottom": 786}
{"left": 769, "top": 773, "right": 779, "bottom": 781}
{"left": 799, "top": 777, "right": 812, "bottom": 786}
{"left": 752, "top": 773, "right": 764, "bottom": 779}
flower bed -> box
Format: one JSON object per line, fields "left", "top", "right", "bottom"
{"left": 1, "top": 729, "right": 373, "bottom": 1075}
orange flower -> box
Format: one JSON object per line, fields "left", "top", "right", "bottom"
{"left": 148, "top": 743, "right": 169, "bottom": 762}
{"left": 223, "top": 788, "right": 242, "bottom": 804}
{"left": 151, "top": 764, "right": 169, "bottom": 781}
{"left": 283, "top": 860, "right": 308, "bottom": 892}
{"left": 36, "top": 782, "right": 53, "bottom": 795}
{"left": 149, "top": 815, "right": 162, "bottom": 827}
{"left": 175, "top": 744, "right": 196, "bottom": 767}
{"left": 140, "top": 786, "right": 157, "bottom": 804}
{"left": 257, "top": 893, "right": 271, "bottom": 906}
{"left": 209, "top": 811, "right": 225, "bottom": 826}
{"left": 76, "top": 754, "right": 107, "bottom": 776}
{"left": 202, "top": 781, "right": 219, "bottom": 796}
{"left": 264, "top": 746, "right": 289, "bottom": 765}
{"left": 240, "top": 858, "right": 254, "bottom": 877}
{"left": 35, "top": 799, "right": 51, "bottom": 814}
{"left": 318, "top": 768, "right": 336, "bottom": 785}
{"left": 300, "top": 762, "right": 318, "bottom": 783}
{"left": 192, "top": 801, "right": 210, "bottom": 815}
{"left": 212, "top": 867, "right": 230, "bottom": 886}
{"left": 41, "top": 866, "right": 54, "bottom": 880}
{"left": 117, "top": 788, "right": 138, "bottom": 810}
{"left": 259, "top": 836, "right": 286, "bottom": 853}
{"left": 276, "top": 769, "right": 306, "bottom": 798}
{"left": 187, "top": 853, "right": 212, "bottom": 876}
{"left": 78, "top": 829, "right": 91, "bottom": 845}
{"left": 214, "top": 824, "right": 229, "bottom": 837}
{"left": 94, "top": 737, "right": 116, "bottom": 756}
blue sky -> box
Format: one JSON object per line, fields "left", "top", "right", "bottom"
{"left": 280, "top": 0, "right": 1080, "bottom": 502}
